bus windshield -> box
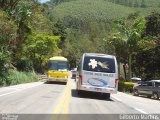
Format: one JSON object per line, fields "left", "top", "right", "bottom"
{"left": 48, "top": 61, "right": 68, "bottom": 71}
{"left": 83, "top": 56, "right": 115, "bottom": 73}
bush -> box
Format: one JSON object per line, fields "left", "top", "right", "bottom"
{"left": 2, "top": 70, "right": 40, "bottom": 86}
{"left": 118, "top": 81, "right": 135, "bottom": 93}
{"left": 0, "top": 73, "right": 9, "bottom": 86}
{"left": 16, "top": 58, "right": 33, "bottom": 72}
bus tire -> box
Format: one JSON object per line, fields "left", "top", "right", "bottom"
{"left": 46, "top": 81, "right": 50, "bottom": 84}
{"left": 104, "top": 93, "right": 110, "bottom": 99}
{"left": 77, "top": 90, "right": 81, "bottom": 95}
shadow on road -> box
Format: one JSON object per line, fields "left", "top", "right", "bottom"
{"left": 44, "top": 81, "right": 67, "bottom": 85}
{"left": 137, "top": 95, "right": 160, "bottom": 101}
{"left": 71, "top": 89, "right": 114, "bottom": 101}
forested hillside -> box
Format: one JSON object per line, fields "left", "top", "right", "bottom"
{"left": 43, "top": 0, "right": 160, "bottom": 80}
{"left": 0, "top": 0, "right": 61, "bottom": 85}
{"left": 0, "top": 0, "right": 160, "bottom": 86}
{"left": 48, "top": 0, "right": 160, "bottom": 78}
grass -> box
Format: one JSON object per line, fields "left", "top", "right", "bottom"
{"left": 5, "top": 70, "right": 40, "bottom": 86}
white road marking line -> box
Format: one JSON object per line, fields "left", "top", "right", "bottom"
{"left": 0, "top": 91, "right": 18, "bottom": 97}
{"left": 0, "top": 83, "right": 43, "bottom": 97}
{"left": 111, "top": 96, "right": 122, "bottom": 102}
{"left": 134, "top": 108, "right": 147, "bottom": 114}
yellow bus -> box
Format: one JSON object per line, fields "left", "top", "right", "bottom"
{"left": 47, "top": 56, "right": 69, "bottom": 83}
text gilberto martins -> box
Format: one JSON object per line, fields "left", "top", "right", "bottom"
{"left": 120, "top": 114, "right": 159, "bottom": 120}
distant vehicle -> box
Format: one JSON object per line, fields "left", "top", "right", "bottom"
{"left": 47, "top": 56, "right": 69, "bottom": 83}
{"left": 131, "top": 77, "right": 141, "bottom": 83}
{"left": 133, "top": 80, "right": 160, "bottom": 100}
{"left": 76, "top": 53, "right": 118, "bottom": 99}
{"left": 71, "top": 68, "right": 77, "bottom": 79}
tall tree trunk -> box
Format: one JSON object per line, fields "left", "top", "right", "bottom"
{"left": 118, "top": 61, "right": 120, "bottom": 79}
{"left": 128, "top": 53, "right": 132, "bottom": 81}
{"left": 123, "top": 64, "right": 127, "bottom": 81}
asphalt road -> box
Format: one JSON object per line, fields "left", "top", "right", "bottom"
{"left": 0, "top": 78, "right": 160, "bottom": 120}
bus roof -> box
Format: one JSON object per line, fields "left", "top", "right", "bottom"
{"left": 49, "top": 56, "right": 68, "bottom": 61}
{"left": 84, "top": 53, "right": 115, "bottom": 58}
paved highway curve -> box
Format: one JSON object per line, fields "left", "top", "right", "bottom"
{"left": 0, "top": 77, "right": 160, "bottom": 120}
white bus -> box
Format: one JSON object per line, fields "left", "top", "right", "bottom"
{"left": 76, "top": 53, "right": 118, "bottom": 99}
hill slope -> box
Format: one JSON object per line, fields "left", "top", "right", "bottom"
{"left": 51, "top": 0, "right": 134, "bottom": 22}
{"left": 51, "top": 0, "right": 160, "bottom": 22}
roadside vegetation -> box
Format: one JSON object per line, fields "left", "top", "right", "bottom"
{"left": 0, "top": 0, "right": 160, "bottom": 86}
{"left": 118, "top": 81, "right": 135, "bottom": 93}
{"left": 0, "top": 70, "right": 39, "bottom": 87}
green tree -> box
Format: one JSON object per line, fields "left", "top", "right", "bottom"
{"left": 133, "top": 0, "right": 139, "bottom": 8}
{"left": 133, "top": 12, "right": 160, "bottom": 80}
{"left": 0, "top": 10, "right": 17, "bottom": 85}
{"left": 111, "top": 15, "right": 146, "bottom": 81}
{"left": 128, "top": 0, "right": 133, "bottom": 7}
{"left": 7, "top": 1, "right": 33, "bottom": 66}
{"left": 140, "top": 0, "right": 147, "bottom": 8}
{"left": 53, "top": 20, "right": 67, "bottom": 48}
{"left": 25, "top": 32, "right": 60, "bottom": 73}
{"left": 144, "top": 12, "right": 160, "bottom": 37}
{"left": 0, "top": 0, "right": 20, "bottom": 11}
{"left": 133, "top": 46, "right": 160, "bottom": 80}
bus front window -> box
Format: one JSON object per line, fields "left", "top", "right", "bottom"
{"left": 48, "top": 61, "right": 68, "bottom": 71}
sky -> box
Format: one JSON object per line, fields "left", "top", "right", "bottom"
{"left": 39, "top": 0, "right": 50, "bottom": 3}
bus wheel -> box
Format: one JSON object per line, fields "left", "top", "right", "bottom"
{"left": 104, "top": 93, "right": 110, "bottom": 99}
{"left": 77, "top": 90, "right": 81, "bottom": 95}
{"left": 46, "top": 81, "right": 50, "bottom": 84}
